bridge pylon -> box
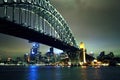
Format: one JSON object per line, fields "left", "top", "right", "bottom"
{"left": 79, "top": 42, "right": 87, "bottom": 65}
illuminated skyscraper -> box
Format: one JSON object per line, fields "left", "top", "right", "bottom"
{"left": 80, "top": 42, "right": 86, "bottom": 63}
{"left": 30, "top": 42, "right": 39, "bottom": 62}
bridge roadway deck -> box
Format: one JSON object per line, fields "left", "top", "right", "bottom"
{"left": 0, "top": 18, "right": 79, "bottom": 52}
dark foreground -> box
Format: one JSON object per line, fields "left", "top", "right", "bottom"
{"left": 0, "top": 66, "right": 120, "bottom": 80}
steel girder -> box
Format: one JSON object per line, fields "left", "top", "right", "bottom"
{"left": 0, "top": 0, "right": 78, "bottom": 48}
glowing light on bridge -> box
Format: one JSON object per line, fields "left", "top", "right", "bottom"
{"left": 21, "top": 0, "right": 25, "bottom": 3}
{"left": 80, "top": 42, "right": 86, "bottom": 64}
{"left": 3, "top": 0, "right": 7, "bottom": 3}
{"left": 80, "top": 42, "right": 85, "bottom": 49}
{"left": 13, "top": 0, "right": 17, "bottom": 2}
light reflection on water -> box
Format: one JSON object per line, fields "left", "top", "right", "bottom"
{"left": 0, "top": 66, "right": 120, "bottom": 80}
{"left": 28, "top": 65, "right": 39, "bottom": 80}
{"left": 27, "top": 66, "right": 63, "bottom": 80}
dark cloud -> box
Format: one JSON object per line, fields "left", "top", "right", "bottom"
{"left": 51, "top": 0, "right": 120, "bottom": 54}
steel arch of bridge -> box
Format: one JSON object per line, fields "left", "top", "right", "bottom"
{"left": 0, "top": 0, "right": 78, "bottom": 50}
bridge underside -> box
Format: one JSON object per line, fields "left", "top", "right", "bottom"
{"left": 0, "top": 18, "right": 78, "bottom": 51}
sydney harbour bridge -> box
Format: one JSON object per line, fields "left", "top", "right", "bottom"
{"left": 0, "top": 0, "right": 93, "bottom": 64}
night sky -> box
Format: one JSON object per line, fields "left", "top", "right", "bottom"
{"left": 0, "top": 0, "right": 120, "bottom": 57}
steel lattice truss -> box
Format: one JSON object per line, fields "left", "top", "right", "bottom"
{"left": 0, "top": 0, "right": 78, "bottom": 48}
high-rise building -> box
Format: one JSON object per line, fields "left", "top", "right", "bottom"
{"left": 46, "top": 47, "right": 55, "bottom": 63}
{"left": 46, "top": 47, "right": 54, "bottom": 57}
{"left": 30, "top": 42, "right": 39, "bottom": 63}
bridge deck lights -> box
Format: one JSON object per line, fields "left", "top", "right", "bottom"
{"left": 21, "top": 0, "right": 25, "bottom": 3}
{"left": 27, "top": 0, "right": 31, "bottom": 3}
{"left": 3, "top": 0, "right": 17, "bottom": 3}
{"left": 3, "top": 0, "right": 7, "bottom": 3}
{"left": 32, "top": 0, "right": 37, "bottom": 4}
{"left": 13, "top": 0, "right": 17, "bottom": 3}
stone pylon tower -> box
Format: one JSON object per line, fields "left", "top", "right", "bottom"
{"left": 80, "top": 42, "right": 86, "bottom": 63}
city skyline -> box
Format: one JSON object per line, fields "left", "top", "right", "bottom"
{"left": 0, "top": 0, "right": 120, "bottom": 57}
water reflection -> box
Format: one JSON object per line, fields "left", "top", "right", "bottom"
{"left": 26, "top": 66, "right": 103, "bottom": 80}
{"left": 27, "top": 66, "right": 62, "bottom": 80}
{"left": 40, "top": 66, "right": 62, "bottom": 80}
{"left": 94, "top": 68, "right": 101, "bottom": 80}
{"left": 54, "top": 67, "right": 62, "bottom": 80}
{"left": 28, "top": 65, "right": 39, "bottom": 80}
{"left": 0, "top": 66, "right": 120, "bottom": 80}
{"left": 80, "top": 68, "right": 88, "bottom": 80}
{"left": 79, "top": 67, "right": 103, "bottom": 80}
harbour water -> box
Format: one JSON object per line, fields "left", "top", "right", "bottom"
{"left": 0, "top": 66, "right": 120, "bottom": 80}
